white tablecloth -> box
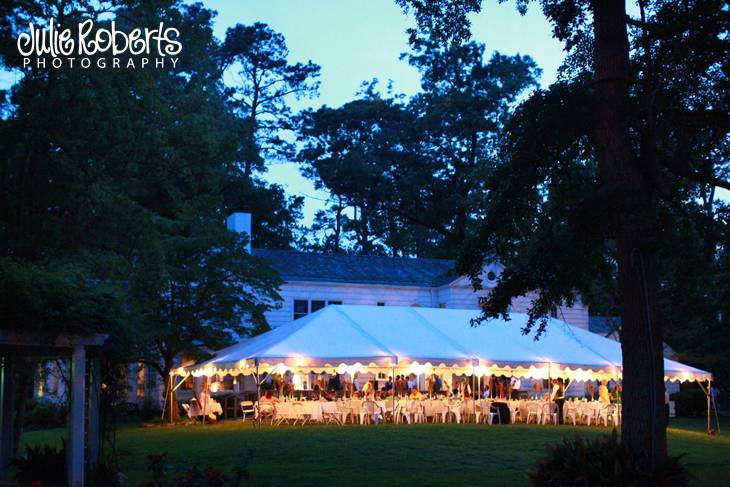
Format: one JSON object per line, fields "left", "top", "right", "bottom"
{"left": 188, "top": 398, "right": 222, "bottom": 417}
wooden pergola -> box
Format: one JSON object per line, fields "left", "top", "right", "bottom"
{"left": 0, "top": 331, "right": 108, "bottom": 487}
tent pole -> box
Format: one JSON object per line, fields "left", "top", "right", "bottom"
{"left": 255, "top": 361, "right": 261, "bottom": 428}
{"left": 547, "top": 363, "right": 552, "bottom": 420}
{"left": 713, "top": 380, "right": 721, "bottom": 434}
{"left": 471, "top": 367, "right": 476, "bottom": 422}
{"left": 160, "top": 374, "right": 168, "bottom": 422}
{"left": 170, "top": 374, "right": 174, "bottom": 424}
{"left": 707, "top": 379, "right": 711, "bottom": 435}
{"left": 391, "top": 364, "right": 395, "bottom": 424}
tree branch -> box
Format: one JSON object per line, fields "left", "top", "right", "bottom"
{"left": 659, "top": 154, "right": 730, "bottom": 191}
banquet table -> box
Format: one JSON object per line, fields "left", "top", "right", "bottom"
{"left": 188, "top": 397, "right": 223, "bottom": 417}
{"left": 275, "top": 400, "right": 327, "bottom": 422}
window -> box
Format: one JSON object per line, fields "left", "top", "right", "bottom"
{"left": 311, "top": 300, "right": 325, "bottom": 312}
{"left": 377, "top": 302, "right": 385, "bottom": 306}
{"left": 328, "top": 300, "right": 342, "bottom": 306}
{"left": 294, "top": 300, "right": 309, "bottom": 320}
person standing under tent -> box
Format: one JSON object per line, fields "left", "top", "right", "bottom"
{"left": 510, "top": 375, "right": 521, "bottom": 400}
{"left": 586, "top": 380, "right": 596, "bottom": 400}
{"left": 598, "top": 380, "right": 610, "bottom": 404}
{"left": 551, "top": 379, "right": 565, "bottom": 424}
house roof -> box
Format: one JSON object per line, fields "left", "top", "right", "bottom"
{"left": 252, "top": 248, "right": 458, "bottom": 287}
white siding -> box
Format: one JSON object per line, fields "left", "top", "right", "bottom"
{"left": 265, "top": 278, "right": 590, "bottom": 331}
{"left": 265, "top": 281, "right": 437, "bottom": 328}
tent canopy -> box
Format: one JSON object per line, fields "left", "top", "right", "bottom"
{"left": 180, "top": 305, "right": 710, "bottom": 383}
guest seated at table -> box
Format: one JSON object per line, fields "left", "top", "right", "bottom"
{"left": 409, "top": 387, "right": 422, "bottom": 400}
{"left": 362, "top": 380, "right": 375, "bottom": 398}
{"left": 260, "top": 390, "right": 280, "bottom": 405}
{"left": 196, "top": 389, "right": 222, "bottom": 422}
{"left": 353, "top": 391, "right": 362, "bottom": 399}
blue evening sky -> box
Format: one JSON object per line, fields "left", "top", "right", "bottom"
{"left": 205, "top": 0, "right": 568, "bottom": 223}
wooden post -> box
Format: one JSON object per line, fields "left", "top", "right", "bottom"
{"left": 0, "top": 355, "right": 16, "bottom": 480}
{"left": 88, "top": 354, "right": 101, "bottom": 467}
{"left": 68, "top": 345, "right": 86, "bottom": 487}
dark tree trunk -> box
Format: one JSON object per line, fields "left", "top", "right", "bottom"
{"left": 591, "top": 0, "right": 667, "bottom": 469}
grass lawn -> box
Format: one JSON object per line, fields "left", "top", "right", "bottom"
{"left": 22, "top": 418, "right": 730, "bottom": 486}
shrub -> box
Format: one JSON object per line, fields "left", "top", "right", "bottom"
{"left": 140, "top": 451, "right": 251, "bottom": 487}
{"left": 24, "top": 399, "right": 66, "bottom": 429}
{"left": 670, "top": 389, "right": 706, "bottom": 417}
{"left": 530, "top": 431, "right": 689, "bottom": 487}
{"left": 12, "top": 440, "right": 66, "bottom": 483}
{"left": 89, "top": 452, "right": 127, "bottom": 487}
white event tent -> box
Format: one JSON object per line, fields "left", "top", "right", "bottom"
{"left": 177, "top": 305, "right": 711, "bottom": 384}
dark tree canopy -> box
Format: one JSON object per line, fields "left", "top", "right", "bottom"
{"left": 221, "top": 22, "right": 321, "bottom": 178}
{"left": 299, "top": 40, "right": 539, "bottom": 257}
{"left": 0, "top": 1, "right": 284, "bottom": 420}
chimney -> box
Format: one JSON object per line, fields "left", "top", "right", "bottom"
{"left": 226, "top": 212, "right": 252, "bottom": 253}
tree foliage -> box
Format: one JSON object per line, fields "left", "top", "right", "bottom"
{"left": 0, "top": 1, "right": 285, "bottom": 412}
{"left": 299, "top": 40, "right": 539, "bottom": 256}
{"left": 220, "top": 22, "right": 321, "bottom": 178}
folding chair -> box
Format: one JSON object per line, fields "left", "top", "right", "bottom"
{"left": 240, "top": 401, "right": 255, "bottom": 423}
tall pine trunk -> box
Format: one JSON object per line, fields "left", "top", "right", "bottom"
{"left": 591, "top": 0, "right": 667, "bottom": 469}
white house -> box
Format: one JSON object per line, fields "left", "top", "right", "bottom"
{"left": 32, "top": 212, "right": 591, "bottom": 408}
{"left": 229, "top": 213, "right": 591, "bottom": 331}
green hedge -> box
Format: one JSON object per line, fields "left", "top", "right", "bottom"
{"left": 24, "top": 399, "right": 66, "bottom": 429}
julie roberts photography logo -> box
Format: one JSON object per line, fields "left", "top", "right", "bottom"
{"left": 16, "top": 19, "right": 182, "bottom": 69}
